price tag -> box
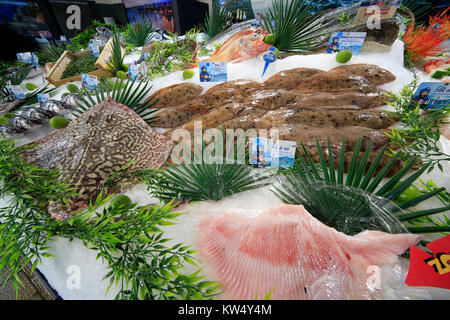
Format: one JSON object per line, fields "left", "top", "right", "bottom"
{"left": 250, "top": 137, "right": 297, "bottom": 169}
{"left": 81, "top": 74, "right": 98, "bottom": 91}
{"left": 89, "top": 40, "right": 101, "bottom": 57}
{"left": 199, "top": 61, "right": 227, "bottom": 82}
{"left": 413, "top": 82, "right": 450, "bottom": 109}
{"left": 327, "top": 32, "right": 367, "bottom": 54}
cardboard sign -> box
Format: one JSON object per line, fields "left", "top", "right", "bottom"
{"left": 353, "top": 0, "right": 402, "bottom": 26}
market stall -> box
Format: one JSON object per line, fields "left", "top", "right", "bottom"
{"left": 0, "top": 0, "right": 449, "bottom": 301}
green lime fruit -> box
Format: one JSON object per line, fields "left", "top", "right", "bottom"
{"left": 336, "top": 49, "right": 352, "bottom": 63}
{"left": 121, "top": 63, "right": 129, "bottom": 72}
{"left": 264, "top": 33, "right": 276, "bottom": 45}
{"left": 3, "top": 113, "right": 15, "bottom": 119}
{"left": 66, "top": 83, "right": 79, "bottom": 93}
{"left": 25, "top": 82, "right": 38, "bottom": 91}
{"left": 393, "top": 182, "right": 422, "bottom": 204}
{"left": 110, "top": 195, "right": 132, "bottom": 211}
{"left": 49, "top": 116, "right": 69, "bottom": 129}
{"left": 116, "top": 70, "right": 127, "bottom": 80}
{"left": 0, "top": 117, "right": 8, "bottom": 125}
{"left": 183, "top": 69, "right": 194, "bottom": 79}
{"left": 274, "top": 47, "right": 280, "bottom": 58}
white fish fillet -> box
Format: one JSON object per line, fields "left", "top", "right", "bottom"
{"left": 196, "top": 204, "right": 422, "bottom": 300}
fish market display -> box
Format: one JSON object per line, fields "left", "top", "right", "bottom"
{"left": 290, "top": 92, "right": 387, "bottom": 110}
{"left": 328, "top": 64, "right": 397, "bottom": 86}
{"left": 196, "top": 204, "right": 422, "bottom": 300}
{"left": 201, "top": 28, "right": 272, "bottom": 64}
{"left": 23, "top": 97, "right": 172, "bottom": 220}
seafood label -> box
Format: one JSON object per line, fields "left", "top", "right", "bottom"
{"left": 251, "top": 137, "right": 296, "bottom": 169}
{"left": 37, "top": 93, "right": 50, "bottom": 104}
{"left": 353, "top": 0, "right": 402, "bottom": 26}
{"left": 16, "top": 52, "right": 38, "bottom": 67}
{"left": 7, "top": 86, "right": 25, "bottom": 100}
{"left": 413, "top": 82, "right": 450, "bottom": 109}
{"left": 88, "top": 40, "right": 101, "bottom": 57}
{"left": 81, "top": 74, "right": 98, "bottom": 92}
{"left": 327, "top": 32, "right": 367, "bottom": 55}
{"left": 199, "top": 61, "right": 227, "bottom": 82}
{"left": 128, "top": 62, "right": 139, "bottom": 81}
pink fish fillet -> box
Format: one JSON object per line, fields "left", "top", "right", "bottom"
{"left": 196, "top": 204, "right": 422, "bottom": 300}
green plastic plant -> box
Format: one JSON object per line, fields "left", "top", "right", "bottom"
{"left": 203, "top": 0, "right": 230, "bottom": 40}
{"left": 124, "top": 16, "right": 153, "bottom": 47}
{"left": 261, "top": 0, "right": 325, "bottom": 52}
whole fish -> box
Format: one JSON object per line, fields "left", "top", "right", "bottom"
{"left": 152, "top": 107, "right": 196, "bottom": 128}
{"left": 290, "top": 92, "right": 388, "bottom": 110}
{"left": 201, "top": 28, "right": 272, "bottom": 64}
{"left": 255, "top": 108, "right": 395, "bottom": 129}
{"left": 149, "top": 83, "right": 204, "bottom": 109}
{"left": 328, "top": 64, "right": 396, "bottom": 86}
{"left": 40, "top": 99, "right": 73, "bottom": 115}
{"left": 263, "top": 68, "right": 325, "bottom": 90}
{"left": 0, "top": 124, "right": 22, "bottom": 137}
{"left": 206, "top": 79, "right": 261, "bottom": 96}
{"left": 21, "top": 107, "right": 53, "bottom": 122}
{"left": 243, "top": 88, "right": 296, "bottom": 110}
{"left": 180, "top": 103, "right": 245, "bottom": 131}
{"left": 6, "top": 115, "right": 39, "bottom": 130}
{"left": 295, "top": 71, "right": 381, "bottom": 94}
{"left": 61, "top": 93, "right": 84, "bottom": 109}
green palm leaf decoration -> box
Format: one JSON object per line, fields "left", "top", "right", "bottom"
{"left": 124, "top": 16, "right": 153, "bottom": 47}
{"left": 72, "top": 77, "right": 158, "bottom": 125}
{"left": 203, "top": 0, "right": 230, "bottom": 40}
{"left": 273, "top": 136, "right": 450, "bottom": 234}
{"left": 9, "top": 66, "right": 31, "bottom": 85}
{"left": 400, "top": 0, "right": 433, "bottom": 25}
{"left": 261, "top": 0, "right": 325, "bottom": 52}
{"left": 38, "top": 41, "right": 66, "bottom": 63}
{"left": 152, "top": 127, "right": 270, "bottom": 202}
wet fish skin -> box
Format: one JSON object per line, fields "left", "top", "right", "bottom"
{"left": 149, "top": 83, "right": 203, "bottom": 109}
{"left": 7, "top": 115, "right": 38, "bottom": 130}
{"left": 180, "top": 103, "right": 245, "bottom": 131}
{"left": 152, "top": 107, "right": 196, "bottom": 128}
{"left": 257, "top": 108, "right": 395, "bottom": 129}
{"left": 206, "top": 79, "right": 261, "bottom": 96}
{"left": 243, "top": 88, "right": 296, "bottom": 110}
{"left": 329, "top": 64, "right": 396, "bottom": 86}
{"left": 263, "top": 68, "right": 325, "bottom": 90}
{"left": 290, "top": 92, "right": 387, "bottom": 110}
{"left": 40, "top": 99, "right": 72, "bottom": 115}
{"left": 21, "top": 107, "right": 53, "bottom": 122}
{"left": 296, "top": 71, "right": 380, "bottom": 94}
{"left": 61, "top": 93, "right": 84, "bottom": 109}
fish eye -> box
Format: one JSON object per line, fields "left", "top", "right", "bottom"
{"left": 250, "top": 33, "right": 258, "bottom": 40}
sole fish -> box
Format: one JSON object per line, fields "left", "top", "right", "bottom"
{"left": 180, "top": 103, "right": 245, "bottom": 131}
{"left": 329, "top": 64, "right": 396, "bottom": 86}
{"left": 263, "top": 68, "right": 325, "bottom": 90}
{"left": 291, "top": 92, "right": 388, "bottom": 110}
{"left": 149, "top": 83, "right": 203, "bottom": 109}
{"left": 206, "top": 79, "right": 261, "bottom": 96}
{"left": 257, "top": 108, "right": 395, "bottom": 129}
{"left": 196, "top": 204, "right": 421, "bottom": 300}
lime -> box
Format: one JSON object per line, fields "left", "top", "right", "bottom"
{"left": 121, "top": 63, "right": 129, "bottom": 72}
{"left": 264, "top": 33, "right": 276, "bottom": 45}
{"left": 0, "top": 117, "right": 8, "bottom": 125}
{"left": 183, "top": 69, "right": 194, "bottom": 79}
{"left": 116, "top": 70, "right": 127, "bottom": 80}
{"left": 49, "top": 116, "right": 69, "bottom": 129}
{"left": 110, "top": 195, "right": 132, "bottom": 211}
{"left": 3, "top": 113, "right": 15, "bottom": 119}
{"left": 25, "top": 83, "right": 38, "bottom": 91}
{"left": 336, "top": 49, "right": 352, "bottom": 63}
{"left": 274, "top": 47, "right": 280, "bottom": 58}
{"left": 66, "top": 83, "right": 79, "bottom": 93}
{"left": 393, "top": 182, "right": 422, "bottom": 204}
{"left": 61, "top": 92, "right": 70, "bottom": 98}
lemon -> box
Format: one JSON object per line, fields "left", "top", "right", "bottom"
{"left": 116, "top": 70, "right": 127, "bottom": 79}
{"left": 49, "top": 116, "right": 69, "bottom": 129}
{"left": 336, "top": 49, "right": 352, "bottom": 63}
{"left": 264, "top": 33, "right": 276, "bottom": 45}
{"left": 183, "top": 69, "right": 194, "bottom": 79}
{"left": 66, "top": 84, "right": 79, "bottom": 93}
{"left": 25, "top": 83, "right": 37, "bottom": 91}
{"left": 110, "top": 195, "right": 132, "bottom": 211}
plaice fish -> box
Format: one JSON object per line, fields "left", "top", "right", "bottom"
{"left": 196, "top": 204, "right": 422, "bottom": 300}
{"left": 23, "top": 97, "right": 173, "bottom": 220}
{"left": 328, "top": 64, "right": 397, "bottom": 86}
{"left": 201, "top": 28, "right": 272, "bottom": 64}
{"left": 263, "top": 68, "right": 325, "bottom": 90}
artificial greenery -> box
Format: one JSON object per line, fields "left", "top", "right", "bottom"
{"left": 37, "top": 41, "right": 66, "bottom": 64}
{"left": 261, "top": 0, "right": 325, "bottom": 52}
{"left": 151, "top": 128, "right": 269, "bottom": 203}
{"left": 385, "top": 76, "right": 450, "bottom": 171}
{"left": 66, "top": 20, "right": 118, "bottom": 53}
{"left": 61, "top": 56, "right": 97, "bottom": 79}
{"left": 401, "top": 0, "right": 433, "bottom": 25}
{"left": 124, "top": 16, "right": 153, "bottom": 47}
{"left": 72, "top": 77, "right": 158, "bottom": 125}
{"left": 338, "top": 11, "right": 353, "bottom": 26}
{"left": 9, "top": 66, "right": 31, "bottom": 85}
{"left": 145, "top": 29, "right": 199, "bottom": 79}
{"left": 203, "top": 0, "right": 231, "bottom": 40}
{"left": 273, "top": 137, "right": 450, "bottom": 235}
{"left": 0, "top": 140, "right": 220, "bottom": 299}
{"left": 107, "top": 28, "right": 125, "bottom": 76}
